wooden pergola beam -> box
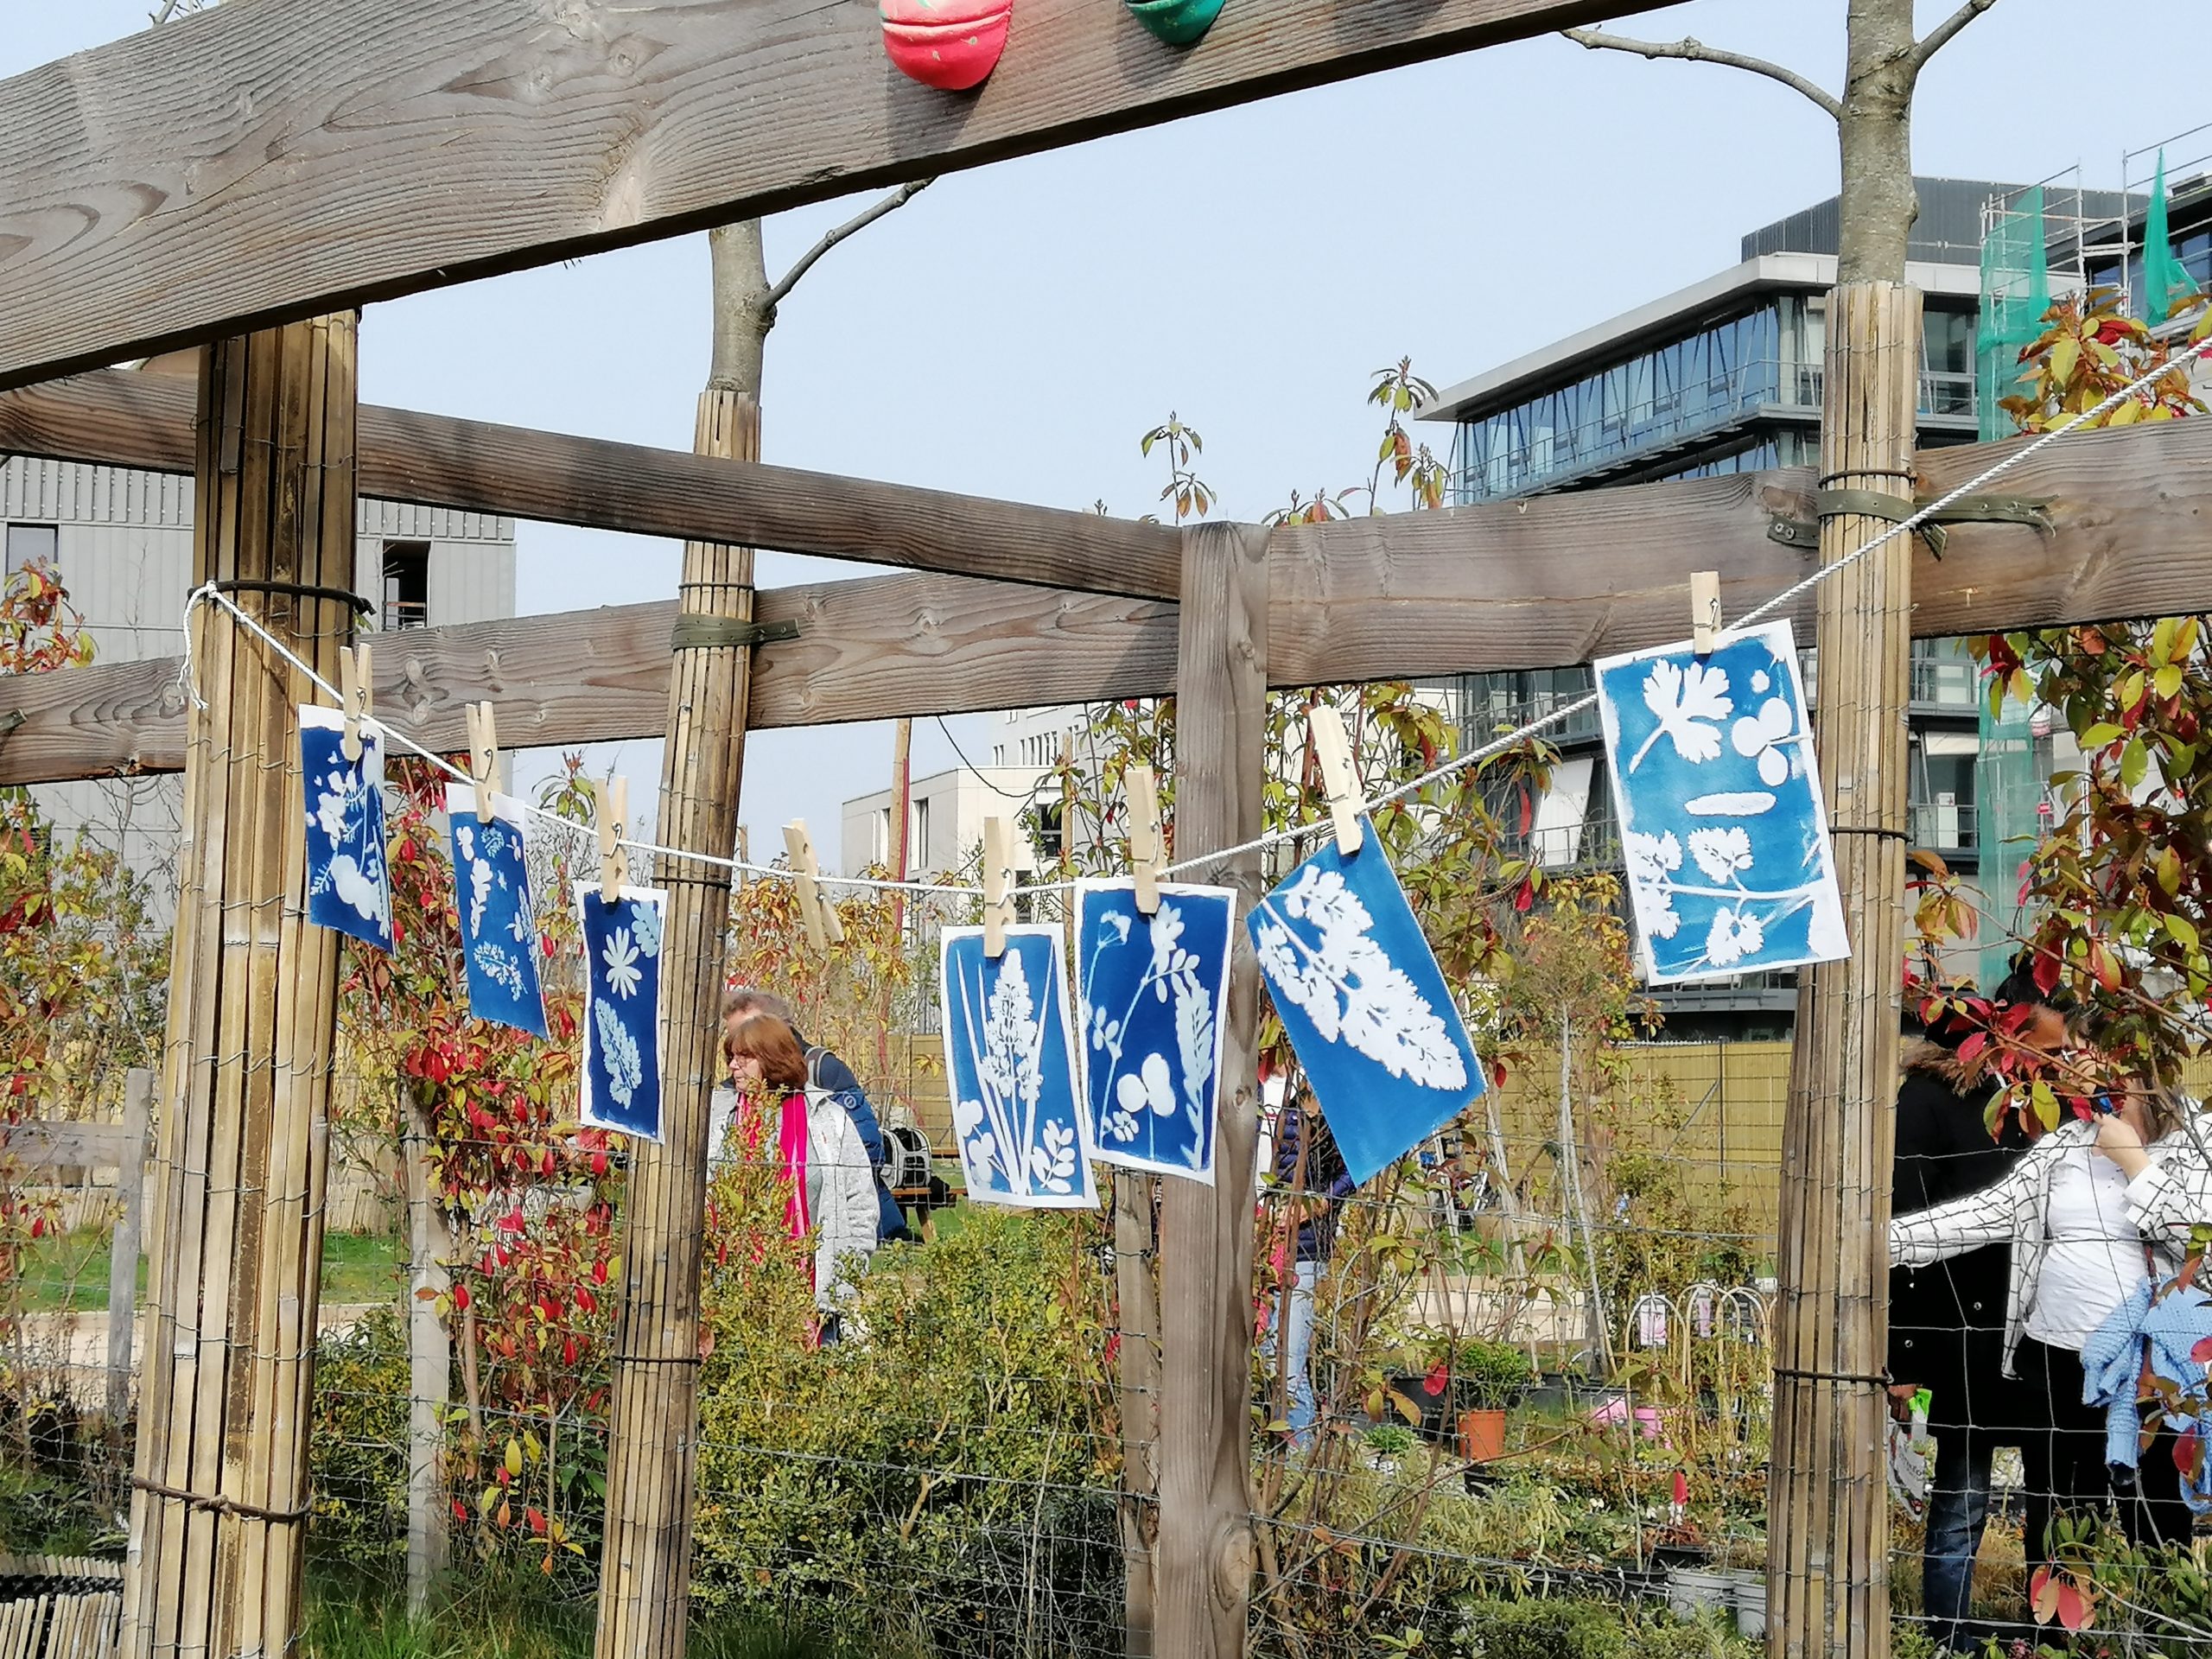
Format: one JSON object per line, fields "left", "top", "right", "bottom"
{"left": 5, "top": 416, "right": 2204, "bottom": 791}
{"left": 0, "top": 0, "right": 1645, "bottom": 391}
{"left": 0, "top": 371, "right": 1185, "bottom": 601}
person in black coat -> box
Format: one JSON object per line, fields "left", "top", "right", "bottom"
{"left": 1889, "top": 966, "right": 2068, "bottom": 1652}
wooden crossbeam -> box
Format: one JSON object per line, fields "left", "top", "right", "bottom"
{"left": 0, "top": 372, "right": 1183, "bottom": 600}
{"left": 2, "top": 416, "right": 2203, "bottom": 790}
{"left": 0, "top": 0, "right": 1642, "bottom": 391}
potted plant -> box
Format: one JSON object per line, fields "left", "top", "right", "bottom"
{"left": 1452, "top": 1338, "right": 1532, "bottom": 1463}
{"left": 1714, "top": 1536, "right": 1768, "bottom": 1637}
{"left": 1363, "top": 1421, "right": 1417, "bottom": 1475}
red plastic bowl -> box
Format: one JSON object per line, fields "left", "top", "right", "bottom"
{"left": 880, "top": 0, "right": 1012, "bottom": 90}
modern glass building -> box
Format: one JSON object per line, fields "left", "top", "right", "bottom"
{"left": 1419, "top": 180, "right": 2053, "bottom": 1035}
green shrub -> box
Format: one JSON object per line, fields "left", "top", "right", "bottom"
{"left": 689, "top": 1199, "right": 1118, "bottom": 1656}
{"left": 308, "top": 1306, "right": 410, "bottom": 1568}
{"left": 1455, "top": 1597, "right": 1631, "bottom": 1659}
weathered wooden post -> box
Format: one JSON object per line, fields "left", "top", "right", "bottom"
{"left": 123, "top": 316, "right": 359, "bottom": 1659}
{"left": 1154, "top": 520, "right": 1268, "bottom": 1659}
{"left": 594, "top": 387, "right": 760, "bottom": 1659}
{"left": 105, "top": 1067, "right": 153, "bottom": 1446}
{"left": 403, "top": 1095, "right": 452, "bottom": 1615}
{"left": 1116, "top": 1169, "right": 1161, "bottom": 1656}
{"left": 1767, "top": 280, "right": 1918, "bottom": 1659}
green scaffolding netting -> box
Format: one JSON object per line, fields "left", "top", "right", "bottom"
{"left": 1977, "top": 185, "right": 2050, "bottom": 442}
{"left": 1975, "top": 690, "right": 2045, "bottom": 992}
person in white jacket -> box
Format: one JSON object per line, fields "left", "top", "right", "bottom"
{"left": 720, "top": 1012, "right": 880, "bottom": 1337}
{"left": 1889, "top": 1083, "right": 2212, "bottom": 1577}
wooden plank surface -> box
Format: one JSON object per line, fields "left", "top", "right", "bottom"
{"left": 0, "top": 1120, "right": 137, "bottom": 1172}
{"left": 0, "top": 0, "right": 1637, "bottom": 389}
{"left": 1153, "top": 521, "right": 1268, "bottom": 1656}
{"left": 0, "top": 372, "right": 1184, "bottom": 600}
{"left": 3, "top": 415, "right": 2208, "bottom": 788}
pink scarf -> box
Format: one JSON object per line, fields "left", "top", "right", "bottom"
{"left": 776, "top": 1090, "right": 812, "bottom": 1275}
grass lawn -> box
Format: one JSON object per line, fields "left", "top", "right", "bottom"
{"left": 17, "top": 1229, "right": 406, "bottom": 1313}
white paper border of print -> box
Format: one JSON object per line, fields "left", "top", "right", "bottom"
{"left": 1593, "top": 620, "right": 1848, "bottom": 986}
{"left": 938, "top": 922, "right": 1098, "bottom": 1211}
{"left": 575, "top": 880, "right": 669, "bottom": 1144}
{"left": 1074, "top": 877, "right": 1238, "bottom": 1186}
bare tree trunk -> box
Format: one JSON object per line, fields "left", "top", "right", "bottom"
{"left": 708, "top": 221, "right": 773, "bottom": 398}
{"left": 1835, "top": 0, "right": 1920, "bottom": 285}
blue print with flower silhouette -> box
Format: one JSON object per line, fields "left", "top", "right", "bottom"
{"left": 578, "top": 883, "right": 665, "bottom": 1142}
{"left": 1593, "top": 620, "right": 1847, "bottom": 986}
{"left": 1076, "top": 880, "right": 1234, "bottom": 1185}
{"left": 444, "top": 785, "right": 547, "bottom": 1038}
{"left": 299, "top": 705, "right": 392, "bottom": 953}
{"left": 1249, "top": 817, "right": 1484, "bottom": 1187}
{"left": 939, "top": 923, "right": 1096, "bottom": 1210}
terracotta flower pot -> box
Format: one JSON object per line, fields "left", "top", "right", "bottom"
{"left": 1457, "top": 1407, "right": 1507, "bottom": 1463}
{"left": 1122, "top": 0, "right": 1225, "bottom": 48}
{"left": 880, "top": 0, "right": 1013, "bottom": 91}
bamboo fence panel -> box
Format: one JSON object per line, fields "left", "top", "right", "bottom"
{"left": 120, "top": 318, "right": 357, "bottom": 1659}
{"left": 1768, "top": 281, "right": 1918, "bottom": 1659}
{"left": 594, "top": 389, "right": 760, "bottom": 1659}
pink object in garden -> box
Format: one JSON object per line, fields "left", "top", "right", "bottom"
{"left": 1588, "top": 1396, "right": 1666, "bottom": 1440}
{"left": 880, "top": 0, "right": 1013, "bottom": 91}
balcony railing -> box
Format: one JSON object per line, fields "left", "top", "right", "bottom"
{"left": 1455, "top": 362, "right": 1980, "bottom": 503}
{"left": 1464, "top": 692, "right": 1603, "bottom": 748}
{"left": 1910, "top": 653, "right": 1980, "bottom": 709}
{"left": 1909, "top": 800, "right": 1979, "bottom": 851}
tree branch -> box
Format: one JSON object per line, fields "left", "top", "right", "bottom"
{"left": 1906, "top": 0, "right": 2002, "bottom": 73}
{"left": 1560, "top": 29, "right": 1841, "bottom": 121}
{"left": 764, "top": 178, "right": 934, "bottom": 313}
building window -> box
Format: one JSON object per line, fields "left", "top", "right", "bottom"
{"left": 911, "top": 798, "right": 931, "bottom": 872}
{"left": 4, "top": 523, "right": 57, "bottom": 575}
{"left": 1036, "top": 803, "right": 1065, "bottom": 863}
{"left": 381, "top": 541, "right": 430, "bottom": 630}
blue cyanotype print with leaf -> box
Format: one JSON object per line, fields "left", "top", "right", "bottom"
{"left": 577, "top": 883, "right": 665, "bottom": 1142}
{"left": 1594, "top": 620, "right": 1847, "bottom": 985}
{"left": 939, "top": 923, "right": 1097, "bottom": 1210}
{"left": 1247, "top": 818, "right": 1484, "bottom": 1186}
{"left": 444, "top": 785, "right": 547, "bottom": 1039}
{"left": 1076, "top": 879, "right": 1235, "bottom": 1185}
{"left": 299, "top": 704, "right": 392, "bottom": 953}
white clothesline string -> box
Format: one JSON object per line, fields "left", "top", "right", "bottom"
{"left": 181, "top": 328, "right": 2212, "bottom": 900}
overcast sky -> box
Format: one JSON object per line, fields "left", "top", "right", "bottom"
{"left": 5, "top": 1, "right": 2202, "bottom": 869}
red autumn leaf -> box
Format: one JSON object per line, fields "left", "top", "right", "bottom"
{"left": 2031, "top": 1567, "right": 2059, "bottom": 1624}
{"left": 2056, "top": 1582, "right": 2092, "bottom": 1632}
{"left": 2033, "top": 950, "right": 2063, "bottom": 995}
{"left": 1957, "top": 1033, "right": 1988, "bottom": 1068}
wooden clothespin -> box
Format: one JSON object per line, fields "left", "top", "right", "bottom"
{"left": 1306, "top": 706, "right": 1363, "bottom": 858}
{"left": 339, "top": 642, "right": 372, "bottom": 763}
{"left": 982, "top": 816, "right": 1014, "bottom": 957}
{"left": 466, "top": 701, "right": 499, "bottom": 823}
{"left": 782, "top": 820, "right": 845, "bottom": 951}
{"left": 1127, "top": 763, "right": 1167, "bottom": 917}
{"left": 1689, "top": 569, "right": 1722, "bottom": 657}
{"left": 594, "top": 776, "right": 627, "bottom": 907}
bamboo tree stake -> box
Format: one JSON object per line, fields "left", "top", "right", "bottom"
{"left": 594, "top": 388, "right": 761, "bottom": 1659}
{"left": 1768, "top": 282, "right": 1917, "bottom": 1659}
{"left": 1154, "top": 520, "right": 1268, "bottom": 1659}
{"left": 123, "top": 316, "right": 357, "bottom": 1659}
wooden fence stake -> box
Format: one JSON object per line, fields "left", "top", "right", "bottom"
{"left": 122, "top": 316, "right": 358, "bottom": 1659}
{"left": 403, "top": 1094, "right": 452, "bottom": 1617}
{"left": 594, "top": 388, "right": 761, "bottom": 1659}
{"left": 104, "top": 1068, "right": 153, "bottom": 1450}
{"left": 1768, "top": 281, "right": 1917, "bottom": 1659}
{"left": 1154, "top": 520, "right": 1268, "bottom": 1659}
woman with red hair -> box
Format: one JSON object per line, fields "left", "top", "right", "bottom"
{"left": 721, "top": 1011, "right": 880, "bottom": 1329}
